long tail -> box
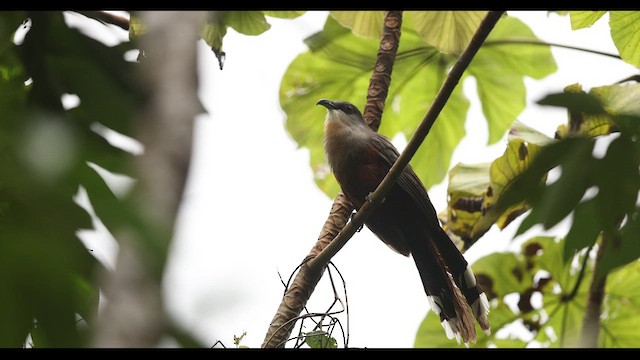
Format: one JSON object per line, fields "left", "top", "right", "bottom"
{"left": 411, "top": 227, "right": 490, "bottom": 345}
{"left": 432, "top": 227, "right": 491, "bottom": 336}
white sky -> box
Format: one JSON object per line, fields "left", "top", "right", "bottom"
{"left": 67, "top": 11, "right": 638, "bottom": 348}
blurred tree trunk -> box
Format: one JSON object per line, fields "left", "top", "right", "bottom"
{"left": 91, "top": 11, "right": 203, "bottom": 347}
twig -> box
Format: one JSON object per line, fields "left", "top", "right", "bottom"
{"left": 563, "top": 244, "right": 595, "bottom": 301}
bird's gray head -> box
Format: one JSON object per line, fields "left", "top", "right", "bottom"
{"left": 316, "top": 99, "right": 367, "bottom": 129}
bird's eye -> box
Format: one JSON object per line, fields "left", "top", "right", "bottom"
{"left": 346, "top": 106, "right": 354, "bottom": 113}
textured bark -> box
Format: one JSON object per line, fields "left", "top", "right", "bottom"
{"left": 92, "top": 11, "right": 202, "bottom": 347}
{"left": 262, "top": 192, "right": 353, "bottom": 348}
{"left": 363, "top": 11, "right": 403, "bottom": 132}
{"left": 262, "top": 11, "right": 404, "bottom": 348}
{"left": 580, "top": 241, "right": 607, "bottom": 348}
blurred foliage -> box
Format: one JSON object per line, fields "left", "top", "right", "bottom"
{"left": 568, "top": 11, "right": 640, "bottom": 67}
{"left": 434, "top": 79, "right": 640, "bottom": 347}
{"left": 416, "top": 236, "right": 640, "bottom": 348}
{"left": 0, "top": 11, "right": 142, "bottom": 347}
{"left": 281, "top": 13, "right": 556, "bottom": 198}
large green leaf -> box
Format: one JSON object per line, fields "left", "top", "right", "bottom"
{"left": 382, "top": 55, "right": 470, "bottom": 190}
{"left": 200, "top": 11, "right": 283, "bottom": 68}
{"left": 472, "top": 16, "right": 558, "bottom": 144}
{"left": 443, "top": 121, "right": 550, "bottom": 244}
{"left": 283, "top": 13, "right": 556, "bottom": 198}
{"left": 330, "top": 11, "right": 384, "bottom": 40}
{"left": 516, "top": 139, "right": 594, "bottom": 235}
{"left": 569, "top": 11, "right": 607, "bottom": 30}
{"left": 563, "top": 199, "right": 601, "bottom": 262}
{"left": 532, "top": 84, "right": 640, "bottom": 273}
{"left": 473, "top": 252, "right": 532, "bottom": 298}
{"left": 441, "top": 162, "right": 489, "bottom": 241}
{"left": 408, "top": 11, "right": 487, "bottom": 55}
{"left": 601, "top": 261, "right": 640, "bottom": 347}
{"left": 263, "top": 11, "right": 306, "bottom": 19}
{"left": 330, "top": 11, "right": 487, "bottom": 56}
{"left": 280, "top": 17, "right": 379, "bottom": 198}
{"left": 281, "top": 16, "right": 461, "bottom": 196}
{"left": 590, "top": 82, "right": 640, "bottom": 117}
{"left": 609, "top": 11, "right": 640, "bottom": 68}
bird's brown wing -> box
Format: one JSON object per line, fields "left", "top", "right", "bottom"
{"left": 369, "top": 133, "right": 441, "bottom": 228}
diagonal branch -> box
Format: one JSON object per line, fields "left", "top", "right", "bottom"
{"left": 262, "top": 10, "right": 403, "bottom": 348}
{"left": 308, "top": 10, "right": 505, "bottom": 270}
{"left": 263, "top": 10, "right": 505, "bottom": 348}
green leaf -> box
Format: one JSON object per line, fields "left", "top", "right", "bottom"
{"left": 472, "top": 16, "right": 558, "bottom": 144}
{"left": 563, "top": 199, "right": 601, "bottom": 262}
{"left": 489, "top": 337, "right": 528, "bottom": 348}
{"left": 601, "top": 261, "right": 640, "bottom": 347}
{"left": 507, "top": 120, "right": 555, "bottom": 146}
{"left": 225, "top": 11, "right": 271, "bottom": 35}
{"left": 539, "top": 300, "right": 584, "bottom": 347}
{"left": 414, "top": 301, "right": 520, "bottom": 348}
{"left": 593, "top": 134, "right": 640, "bottom": 235}
{"left": 263, "top": 11, "right": 305, "bottom": 19}
{"left": 538, "top": 91, "right": 606, "bottom": 115}
{"left": 442, "top": 163, "right": 489, "bottom": 240}
{"left": 414, "top": 313, "right": 463, "bottom": 348}
{"left": 485, "top": 137, "right": 544, "bottom": 236}
{"left": 443, "top": 121, "right": 551, "bottom": 243}
{"left": 408, "top": 11, "right": 487, "bottom": 55}
{"left": 569, "top": 11, "right": 607, "bottom": 30}
{"left": 329, "top": 11, "right": 384, "bottom": 39}
{"left": 522, "top": 237, "right": 575, "bottom": 291}
{"left": 472, "top": 252, "right": 532, "bottom": 298}
{"left": 599, "top": 210, "right": 640, "bottom": 278}
{"left": 384, "top": 61, "right": 469, "bottom": 189}
{"left": 304, "top": 330, "right": 338, "bottom": 348}
{"left": 280, "top": 22, "right": 378, "bottom": 198}
{"left": 609, "top": 11, "right": 640, "bottom": 67}
{"left": 518, "top": 138, "right": 594, "bottom": 233}
{"left": 200, "top": 11, "right": 273, "bottom": 65}
{"left": 282, "top": 18, "right": 467, "bottom": 196}
{"left": 303, "top": 15, "right": 351, "bottom": 52}
{"left": 590, "top": 82, "right": 640, "bottom": 118}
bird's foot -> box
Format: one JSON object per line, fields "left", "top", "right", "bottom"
{"left": 350, "top": 211, "right": 364, "bottom": 232}
{"left": 365, "top": 192, "right": 385, "bottom": 204}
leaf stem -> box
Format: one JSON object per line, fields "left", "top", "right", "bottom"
{"left": 484, "top": 38, "right": 621, "bottom": 59}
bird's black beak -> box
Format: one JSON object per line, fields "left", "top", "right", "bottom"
{"left": 316, "top": 99, "right": 335, "bottom": 110}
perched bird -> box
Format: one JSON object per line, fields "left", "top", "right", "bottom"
{"left": 317, "top": 99, "right": 490, "bottom": 344}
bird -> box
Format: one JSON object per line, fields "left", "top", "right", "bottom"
{"left": 317, "top": 99, "right": 490, "bottom": 345}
